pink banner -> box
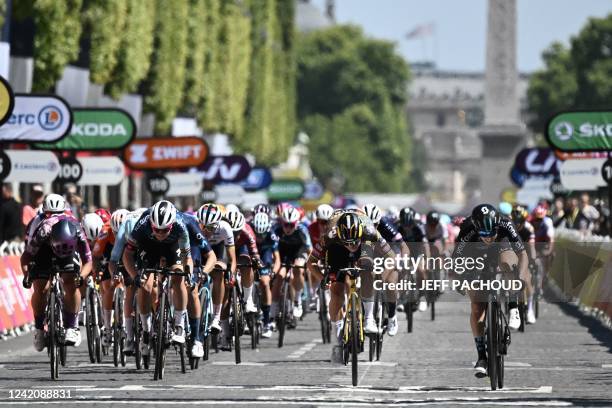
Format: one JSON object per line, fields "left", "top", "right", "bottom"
{"left": 0, "top": 256, "right": 33, "bottom": 331}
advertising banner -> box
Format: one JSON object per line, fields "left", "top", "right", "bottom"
{"left": 554, "top": 150, "right": 609, "bottom": 161}
{"left": 0, "top": 94, "right": 72, "bottom": 142}
{"left": 303, "top": 180, "right": 324, "bottom": 200}
{"left": 55, "top": 156, "right": 83, "bottom": 184}
{"left": 0, "top": 256, "right": 33, "bottom": 331}
{"left": 559, "top": 158, "right": 607, "bottom": 191}
{"left": 77, "top": 156, "right": 125, "bottom": 186}
{"left": 146, "top": 173, "right": 170, "bottom": 195}
{"left": 514, "top": 147, "right": 560, "bottom": 176}
{"left": 547, "top": 111, "right": 612, "bottom": 152}
{"left": 124, "top": 137, "right": 208, "bottom": 170}
{"left": 166, "top": 173, "right": 203, "bottom": 197}
{"left": 3, "top": 150, "right": 60, "bottom": 183}
{"left": 267, "top": 179, "right": 305, "bottom": 201}
{"left": 241, "top": 166, "right": 273, "bottom": 191}
{"left": 509, "top": 165, "right": 528, "bottom": 187}
{"left": 0, "top": 75, "right": 14, "bottom": 126}
{"left": 215, "top": 184, "right": 245, "bottom": 205}
{"left": 35, "top": 108, "right": 136, "bottom": 150}
{"left": 196, "top": 155, "right": 252, "bottom": 183}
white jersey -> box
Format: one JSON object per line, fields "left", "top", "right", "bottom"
{"left": 206, "top": 220, "right": 235, "bottom": 246}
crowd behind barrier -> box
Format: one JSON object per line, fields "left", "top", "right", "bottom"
{"left": 550, "top": 228, "right": 612, "bottom": 328}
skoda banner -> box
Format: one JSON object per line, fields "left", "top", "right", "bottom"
{"left": 241, "top": 166, "right": 273, "bottom": 191}
{"left": 0, "top": 94, "right": 72, "bottom": 142}
{"left": 77, "top": 156, "right": 125, "bottom": 186}
{"left": 166, "top": 173, "right": 202, "bottom": 197}
{"left": 35, "top": 108, "right": 136, "bottom": 150}
{"left": 0, "top": 75, "right": 14, "bottom": 127}
{"left": 3, "top": 150, "right": 60, "bottom": 183}
{"left": 196, "top": 155, "right": 251, "bottom": 183}
{"left": 513, "top": 147, "right": 560, "bottom": 177}
{"left": 124, "top": 137, "right": 208, "bottom": 170}
{"left": 547, "top": 111, "right": 612, "bottom": 152}
{"left": 559, "top": 158, "right": 607, "bottom": 191}
{"left": 267, "top": 179, "right": 305, "bottom": 201}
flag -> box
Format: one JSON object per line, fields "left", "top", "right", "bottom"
{"left": 405, "top": 23, "right": 435, "bottom": 39}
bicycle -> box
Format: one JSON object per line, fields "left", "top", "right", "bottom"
{"left": 339, "top": 266, "right": 365, "bottom": 387}
{"left": 369, "top": 287, "right": 386, "bottom": 362}
{"left": 316, "top": 272, "right": 332, "bottom": 344}
{"left": 141, "top": 265, "right": 190, "bottom": 380}
{"left": 531, "top": 259, "right": 544, "bottom": 319}
{"left": 237, "top": 260, "right": 264, "bottom": 350}
{"left": 276, "top": 263, "right": 306, "bottom": 348}
{"left": 84, "top": 275, "right": 103, "bottom": 364}
{"left": 112, "top": 271, "right": 127, "bottom": 367}
{"left": 402, "top": 271, "right": 419, "bottom": 333}
{"left": 211, "top": 264, "right": 245, "bottom": 364}
{"left": 190, "top": 270, "right": 213, "bottom": 369}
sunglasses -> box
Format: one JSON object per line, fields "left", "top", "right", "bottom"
{"left": 282, "top": 222, "right": 297, "bottom": 229}
{"left": 478, "top": 229, "right": 497, "bottom": 238}
{"left": 204, "top": 223, "right": 219, "bottom": 232}
{"left": 152, "top": 224, "right": 172, "bottom": 234}
{"left": 342, "top": 239, "right": 360, "bottom": 246}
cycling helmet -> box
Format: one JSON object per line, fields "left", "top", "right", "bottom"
{"left": 281, "top": 206, "right": 300, "bottom": 225}
{"left": 253, "top": 213, "right": 271, "bottom": 234}
{"left": 110, "top": 209, "right": 130, "bottom": 234}
{"left": 533, "top": 205, "right": 547, "bottom": 220}
{"left": 225, "top": 204, "right": 240, "bottom": 214}
{"left": 227, "top": 210, "right": 245, "bottom": 232}
{"left": 95, "top": 208, "right": 111, "bottom": 224}
{"left": 452, "top": 216, "right": 465, "bottom": 227}
{"left": 82, "top": 213, "right": 104, "bottom": 242}
{"left": 387, "top": 205, "right": 400, "bottom": 222}
{"left": 399, "top": 207, "right": 415, "bottom": 226}
{"left": 43, "top": 194, "right": 66, "bottom": 213}
{"left": 363, "top": 204, "right": 382, "bottom": 224}
{"left": 471, "top": 204, "right": 499, "bottom": 237}
{"left": 316, "top": 204, "right": 334, "bottom": 221}
{"left": 426, "top": 211, "right": 440, "bottom": 225}
{"left": 499, "top": 202, "right": 512, "bottom": 216}
{"left": 252, "top": 203, "right": 271, "bottom": 215}
{"left": 276, "top": 202, "right": 292, "bottom": 218}
{"left": 50, "top": 219, "right": 79, "bottom": 258}
{"left": 150, "top": 200, "right": 177, "bottom": 229}
{"left": 197, "top": 203, "right": 223, "bottom": 226}
{"left": 336, "top": 212, "right": 363, "bottom": 243}
{"left": 511, "top": 205, "right": 528, "bottom": 224}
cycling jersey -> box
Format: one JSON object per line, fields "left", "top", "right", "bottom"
{"left": 533, "top": 217, "right": 554, "bottom": 243}
{"left": 308, "top": 221, "right": 327, "bottom": 248}
{"left": 274, "top": 223, "right": 312, "bottom": 262}
{"left": 110, "top": 215, "right": 141, "bottom": 264}
{"left": 92, "top": 223, "right": 116, "bottom": 260}
{"left": 516, "top": 221, "right": 535, "bottom": 243}
{"left": 377, "top": 217, "right": 403, "bottom": 243}
{"left": 453, "top": 216, "right": 525, "bottom": 258}
{"left": 234, "top": 223, "right": 259, "bottom": 258}
{"left": 127, "top": 210, "right": 191, "bottom": 255}
{"left": 425, "top": 223, "right": 448, "bottom": 243}
{"left": 181, "top": 212, "right": 212, "bottom": 254}
{"left": 205, "top": 220, "right": 234, "bottom": 246}
{"left": 398, "top": 223, "right": 427, "bottom": 243}
{"left": 311, "top": 222, "right": 393, "bottom": 262}
{"left": 253, "top": 229, "right": 279, "bottom": 276}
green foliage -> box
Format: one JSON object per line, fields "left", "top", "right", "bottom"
{"left": 107, "top": 0, "right": 156, "bottom": 98}
{"left": 200, "top": 0, "right": 222, "bottom": 131}
{"left": 181, "top": 0, "right": 207, "bottom": 114}
{"left": 31, "top": 0, "right": 84, "bottom": 92}
{"left": 0, "top": 0, "right": 5, "bottom": 32}
{"left": 85, "top": 0, "right": 128, "bottom": 85}
{"left": 527, "top": 14, "right": 612, "bottom": 134}
{"left": 143, "top": 0, "right": 189, "bottom": 133}
{"left": 297, "top": 25, "right": 413, "bottom": 192}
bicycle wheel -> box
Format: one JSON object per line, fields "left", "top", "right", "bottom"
{"left": 154, "top": 293, "right": 168, "bottom": 381}
{"left": 518, "top": 302, "right": 526, "bottom": 333}
{"left": 496, "top": 304, "right": 505, "bottom": 389}
{"left": 319, "top": 287, "right": 329, "bottom": 344}
{"left": 249, "top": 312, "right": 257, "bottom": 350}
{"left": 405, "top": 302, "right": 413, "bottom": 333}
{"left": 94, "top": 291, "right": 104, "bottom": 360}
{"left": 59, "top": 342, "right": 67, "bottom": 367}
{"left": 48, "top": 291, "right": 59, "bottom": 380}
{"left": 350, "top": 294, "right": 359, "bottom": 387}
{"left": 180, "top": 342, "right": 186, "bottom": 373}
{"left": 85, "top": 289, "right": 95, "bottom": 363}
{"left": 277, "top": 281, "right": 288, "bottom": 348}
{"left": 232, "top": 286, "right": 242, "bottom": 364}
{"left": 118, "top": 290, "right": 126, "bottom": 367}
{"left": 430, "top": 298, "right": 436, "bottom": 321}
{"left": 199, "top": 287, "right": 211, "bottom": 362}
{"left": 134, "top": 312, "right": 142, "bottom": 370}
{"left": 486, "top": 298, "right": 498, "bottom": 391}
{"left": 375, "top": 302, "right": 384, "bottom": 361}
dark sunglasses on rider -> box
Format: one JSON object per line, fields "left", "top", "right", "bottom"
{"left": 152, "top": 224, "right": 172, "bottom": 234}
{"left": 282, "top": 222, "right": 297, "bottom": 229}
{"left": 478, "top": 229, "right": 497, "bottom": 238}
{"left": 342, "top": 239, "right": 360, "bottom": 246}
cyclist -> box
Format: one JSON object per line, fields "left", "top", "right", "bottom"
{"left": 123, "top": 200, "right": 193, "bottom": 357}
{"left": 397, "top": 207, "right": 430, "bottom": 312}
{"left": 251, "top": 212, "right": 280, "bottom": 338}
{"left": 95, "top": 208, "right": 112, "bottom": 225}
{"left": 271, "top": 206, "right": 312, "bottom": 321}
{"left": 308, "top": 204, "right": 334, "bottom": 249}
{"left": 308, "top": 211, "right": 396, "bottom": 363}
{"left": 196, "top": 203, "right": 236, "bottom": 350}
{"left": 24, "top": 194, "right": 69, "bottom": 245}
{"left": 511, "top": 204, "right": 537, "bottom": 325}
{"left": 82, "top": 213, "right": 104, "bottom": 252}
{"left": 180, "top": 211, "right": 217, "bottom": 358}
{"left": 363, "top": 204, "right": 406, "bottom": 336}
{"left": 530, "top": 205, "right": 555, "bottom": 320}
{"left": 453, "top": 204, "right": 529, "bottom": 378}
{"left": 22, "top": 213, "right": 92, "bottom": 350}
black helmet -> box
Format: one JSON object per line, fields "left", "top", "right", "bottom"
{"left": 252, "top": 203, "right": 270, "bottom": 215}
{"left": 426, "top": 211, "right": 440, "bottom": 225}
{"left": 399, "top": 207, "right": 415, "bottom": 226}
{"left": 336, "top": 212, "right": 363, "bottom": 243}
{"left": 511, "top": 204, "right": 528, "bottom": 225}
{"left": 50, "top": 219, "right": 79, "bottom": 258}
{"left": 471, "top": 204, "right": 499, "bottom": 238}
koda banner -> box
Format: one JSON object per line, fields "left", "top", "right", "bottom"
{"left": 0, "top": 75, "right": 14, "bottom": 127}
{"left": 35, "top": 108, "right": 136, "bottom": 150}
{"left": 547, "top": 111, "right": 612, "bottom": 152}
{"left": 0, "top": 94, "right": 72, "bottom": 143}
{"left": 124, "top": 137, "right": 208, "bottom": 170}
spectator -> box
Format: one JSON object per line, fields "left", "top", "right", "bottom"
{"left": 64, "top": 184, "right": 86, "bottom": 220}
{"left": 22, "top": 184, "right": 44, "bottom": 227}
{"left": 0, "top": 183, "right": 24, "bottom": 242}
{"left": 551, "top": 197, "right": 565, "bottom": 227}
{"left": 579, "top": 193, "right": 599, "bottom": 229}
{"left": 561, "top": 197, "right": 589, "bottom": 232}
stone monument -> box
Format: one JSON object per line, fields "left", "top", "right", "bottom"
{"left": 479, "top": 0, "right": 526, "bottom": 203}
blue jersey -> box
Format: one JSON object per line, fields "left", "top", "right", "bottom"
{"left": 110, "top": 215, "right": 140, "bottom": 263}
{"left": 254, "top": 229, "right": 279, "bottom": 253}
{"left": 127, "top": 210, "right": 190, "bottom": 254}
{"left": 377, "top": 217, "right": 403, "bottom": 243}
{"left": 274, "top": 224, "right": 312, "bottom": 254}
{"left": 180, "top": 212, "right": 212, "bottom": 254}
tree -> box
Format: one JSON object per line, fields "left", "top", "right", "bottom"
{"left": 297, "top": 25, "right": 413, "bottom": 192}
{"left": 527, "top": 13, "right": 612, "bottom": 134}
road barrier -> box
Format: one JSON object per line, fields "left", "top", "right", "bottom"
{"left": 0, "top": 254, "right": 33, "bottom": 339}
{"left": 551, "top": 229, "right": 612, "bottom": 327}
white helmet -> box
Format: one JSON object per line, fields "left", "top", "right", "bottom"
{"left": 82, "top": 213, "right": 104, "bottom": 242}
{"left": 226, "top": 210, "right": 245, "bottom": 232}
{"left": 316, "top": 204, "right": 334, "bottom": 221}
{"left": 363, "top": 204, "right": 382, "bottom": 224}
{"left": 252, "top": 213, "right": 271, "bottom": 234}
{"left": 281, "top": 207, "right": 300, "bottom": 225}
{"left": 225, "top": 204, "right": 240, "bottom": 214}
{"left": 197, "top": 203, "right": 223, "bottom": 226}
{"left": 110, "top": 209, "right": 130, "bottom": 233}
{"left": 131, "top": 207, "right": 147, "bottom": 220}
{"left": 43, "top": 193, "right": 66, "bottom": 213}
{"left": 387, "top": 205, "right": 400, "bottom": 221}
{"left": 150, "top": 200, "right": 177, "bottom": 229}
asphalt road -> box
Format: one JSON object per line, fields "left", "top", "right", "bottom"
{"left": 0, "top": 292, "right": 610, "bottom": 407}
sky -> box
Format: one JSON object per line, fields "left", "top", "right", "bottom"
{"left": 310, "top": 0, "right": 611, "bottom": 73}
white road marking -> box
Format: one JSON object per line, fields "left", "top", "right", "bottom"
{"left": 211, "top": 361, "right": 266, "bottom": 366}
{"left": 288, "top": 339, "right": 319, "bottom": 359}
{"left": 602, "top": 364, "right": 612, "bottom": 368}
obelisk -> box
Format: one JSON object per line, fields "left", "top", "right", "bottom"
{"left": 479, "top": 0, "right": 526, "bottom": 203}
